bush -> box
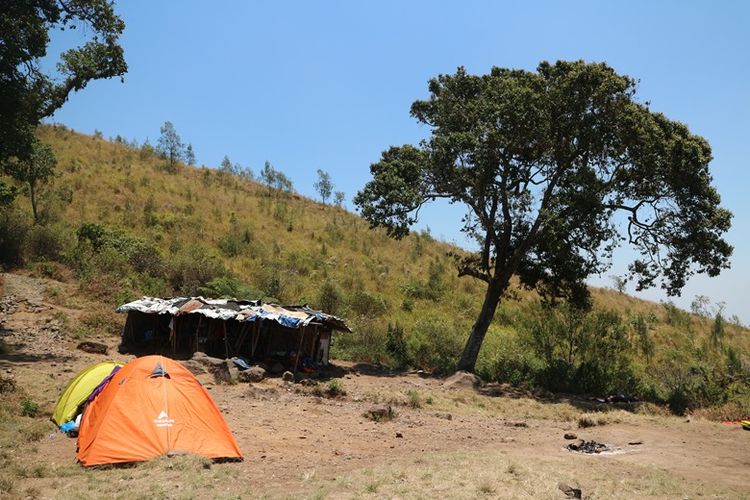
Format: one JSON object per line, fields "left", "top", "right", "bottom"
{"left": 168, "top": 245, "right": 226, "bottom": 295}
{"left": 348, "top": 290, "right": 388, "bottom": 317}
{"left": 0, "top": 209, "right": 31, "bottom": 267}
{"left": 318, "top": 279, "right": 342, "bottom": 315}
{"left": 408, "top": 316, "right": 464, "bottom": 374}
{"left": 198, "top": 276, "right": 263, "bottom": 300}
{"left": 25, "top": 224, "right": 70, "bottom": 261}
{"left": 20, "top": 398, "right": 39, "bottom": 417}
{"left": 385, "top": 323, "right": 411, "bottom": 369}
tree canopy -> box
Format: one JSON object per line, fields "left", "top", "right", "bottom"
{"left": 355, "top": 61, "right": 732, "bottom": 372}
{"left": 4, "top": 140, "right": 57, "bottom": 223}
{"left": 157, "top": 121, "right": 185, "bottom": 172}
{"left": 314, "top": 169, "right": 333, "bottom": 204}
{"left": 0, "top": 0, "right": 127, "bottom": 164}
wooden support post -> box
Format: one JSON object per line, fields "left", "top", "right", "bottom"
{"left": 293, "top": 326, "right": 306, "bottom": 376}
{"left": 235, "top": 321, "right": 249, "bottom": 353}
{"left": 223, "top": 322, "right": 230, "bottom": 359}
{"left": 251, "top": 321, "right": 261, "bottom": 357}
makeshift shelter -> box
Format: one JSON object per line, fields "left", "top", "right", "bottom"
{"left": 117, "top": 297, "right": 351, "bottom": 372}
{"left": 77, "top": 355, "right": 242, "bottom": 466}
{"left": 52, "top": 361, "right": 123, "bottom": 427}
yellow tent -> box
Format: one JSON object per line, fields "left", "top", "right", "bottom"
{"left": 52, "top": 361, "right": 123, "bottom": 426}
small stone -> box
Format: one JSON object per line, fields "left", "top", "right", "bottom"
{"left": 76, "top": 341, "right": 108, "bottom": 355}
{"left": 395, "top": 432, "right": 403, "bottom": 438}
{"left": 564, "top": 433, "right": 578, "bottom": 440}
{"left": 282, "top": 371, "right": 295, "bottom": 382}
{"left": 239, "top": 366, "right": 266, "bottom": 383}
{"left": 558, "top": 482, "right": 582, "bottom": 499}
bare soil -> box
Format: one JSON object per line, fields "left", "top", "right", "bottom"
{"left": 1, "top": 273, "right": 749, "bottom": 499}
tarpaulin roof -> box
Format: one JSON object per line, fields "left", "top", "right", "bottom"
{"left": 117, "top": 296, "right": 351, "bottom": 332}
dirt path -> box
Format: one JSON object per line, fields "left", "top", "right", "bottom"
{"left": 1, "top": 272, "right": 749, "bottom": 499}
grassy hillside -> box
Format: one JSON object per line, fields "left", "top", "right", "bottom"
{"left": 2, "top": 124, "right": 748, "bottom": 416}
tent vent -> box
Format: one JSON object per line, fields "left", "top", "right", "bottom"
{"left": 150, "top": 362, "right": 170, "bottom": 378}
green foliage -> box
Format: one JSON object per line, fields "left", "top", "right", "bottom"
{"left": 326, "top": 380, "right": 346, "bottom": 397}
{"left": 521, "top": 304, "right": 637, "bottom": 395}
{"left": 168, "top": 245, "right": 226, "bottom": 295}
{"left": 355, "top": 60, "right": 732, "bottom": 372}
{"left": 399, "top": 260, "right": 445, "bottom": 302}
{"left": 25, "top": 224, "right": 70, "bottom": 262}
{"left": 408, "top": 316, "right": 464, "bottom": 374}
{"left": 185, "top": 144, "right": 196, "bottom": 166}
{"left": 0, "top": 209, "right": 31, "bottom": 267}
{"left": 0, "top": 0, "right": 127, "bottom": 165}
{"left": 198, "top": 276, "right": 263, "bottom": 300}
{"left": 314, "top": 169, "right": 333, "bottom": 204}
{"left": 156, "top": 121, "right": 184, "bottom": 173}
{"left": 0, "top": 181, "right": 17, "bottom": 206}
{"left": 711, "top": 313, "right": 725, "bottom": 347}
{"left": 20, "top": 399, "right": 39, "bottom": 417}
{"left": 348, "top": 290, "right": 388, "bottom": 317}
{"left": 317, "top": 280, "right": 342, "bottom": 316}
{"left": 385, "top": 323, "right": 410, "bottom": 369}
{"left": 260, "top": 161, "right": 293, "bottom": 194}
{"left": 4, "top": 140, "right": 57, "bottom": 222}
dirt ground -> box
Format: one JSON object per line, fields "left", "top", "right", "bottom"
{"left": 1, "top": 273, "right": 749, "bottom": 499}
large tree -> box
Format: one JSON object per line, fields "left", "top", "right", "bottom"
{"left": 0, "top": 0, "right": 127, "bottom": 164}
{"left": 354, "top": 61, "right": 732, "bottom": 372}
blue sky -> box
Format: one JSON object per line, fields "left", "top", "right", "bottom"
{"left": 47, "top": 1, "right": 750, "bottom": 322}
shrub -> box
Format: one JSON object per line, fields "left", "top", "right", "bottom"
{"left": 20, "top": 398, "right": 40, "bottom": 417}
{"left": 198, "top": 276, "right": 263, "bottom": 300}
{"left": 326, "top": 380, "right": 346, "bottom": 397}
{"left": 318, "top": 279, "right": 342, "bottom": 315}
{"left": 408, "top": 316, "right": 464, "bottom": 374}
{"left": 348, "top": 290, "right": 388, "bottom": 316}
{"left": 25, "top": 224, "right": 70, "bottom": 261}
{"left": 385, "top": 323, "right": 411, "bottom": 369}
{"left": 168, "top": 245, "right": 226, "bottom": 295}
{"left": 0, "top": 209, "right": 31, "bottom": 267}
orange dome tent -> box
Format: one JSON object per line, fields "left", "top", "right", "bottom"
{"left": 77, "top": 355, "right": 242, "bottom": 466}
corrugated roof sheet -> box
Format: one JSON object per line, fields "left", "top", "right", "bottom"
{"left": 117, "top": 296, "right": 351, "bottom": 332}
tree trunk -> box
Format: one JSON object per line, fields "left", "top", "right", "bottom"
{"left": 29, "top": 181, "right": 38, "bottom": 224}
{"left": 457, "top": 278, "right": 506, "bottom": 372}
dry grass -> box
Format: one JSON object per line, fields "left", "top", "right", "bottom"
{"left": 299, "top": 447, "right": 717, "bottom": 499}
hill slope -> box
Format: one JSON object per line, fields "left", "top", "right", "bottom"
{"left": 1, "top": 124, "right": 748, "bottom": 415}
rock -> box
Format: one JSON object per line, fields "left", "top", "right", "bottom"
{"left": 365, "top": 404, "right": 394, "bottom": 422}
{"left": 269, "top": 362, "right": 284, "bottom": 375}
{"left": 443, "top": 371, "right": 481, "bottom": 390}
{"left": 222, "top": 359, "right": 240, "bottom": 384}
{"left": 564, "top": 433, "right": 578, "bottom": 440}
{"left": 0, "top": 376, "right": 17, "bottom": 394}
{"left": 558, "top": 482, "right": 582, "bottom": 499}
{"left": 628, "top": 440, "right": 643, "bottom": 446}
{"left": 433, "top": 412, "right": 453, "bottom": 420}
{"left": 186, "top": 352, "right": 238, "bottom": 384}
{"left": 191, "top": 351, "right": 225, "bottom": 367}
{"left": 282, "top": 371, "right": 295, "bottom": 382}
{"left": 395, "top": 432, "right": 403, "bottom": 438}
{"left": 239, "top": 366, "right": 266, "bottom": 383}
{"left": 182, "top": 360, "right": 210, "bottom": 377}
{"left": 76, "top": 341, "right": 108, "bottom": 355}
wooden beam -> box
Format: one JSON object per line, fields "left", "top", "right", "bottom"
{"left": 293, "top": 326, "right": 306, "bottom": 376}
